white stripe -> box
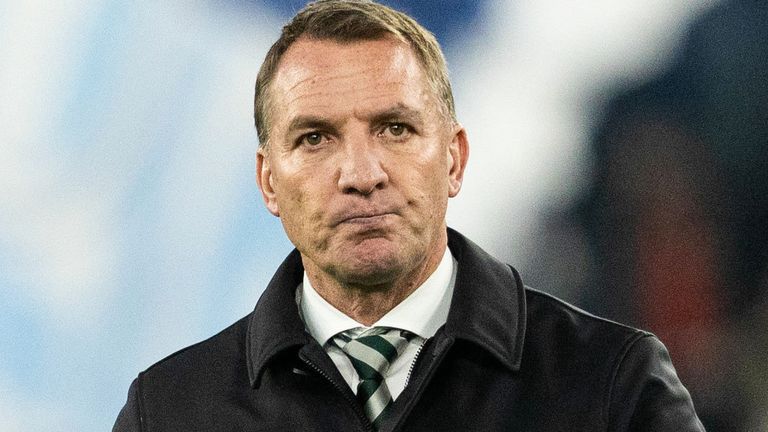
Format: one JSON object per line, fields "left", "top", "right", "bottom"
{"left": 364, "top": 381, "right": 392, "bottom": 422}
{"left": 345, "top": 340, "right": 390, "bottom": 373}
{"left": 379, "top": 334, "right": 409, "bottom": 355}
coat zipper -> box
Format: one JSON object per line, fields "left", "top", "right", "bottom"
{"left": 392, "top": 337, "right": 454, "bottom": 432}
{"left": 404, "top": 339, "right": 426, "bottom": 388}
{"left": 299, "top": 352, "right": 375, "bottom": 432}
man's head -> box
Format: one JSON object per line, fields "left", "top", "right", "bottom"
{"left": 255, "top": 0, "right": 468, "bottom": 305}
{"left": 254, "top": 0, "right": 456, "bottom": 148}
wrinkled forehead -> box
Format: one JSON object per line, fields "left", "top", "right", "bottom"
{"left": 277, "top": 37, "right": 425, "bottom": 90}
{"left": 270, "top": 37, "right": 433, "bottom": 121}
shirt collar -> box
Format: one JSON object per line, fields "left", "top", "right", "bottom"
{"left": 298, "top": 247, "right": 456, "bottom": 346}
{"left": 247, "top": 229, "right": 526, "bottom": 388}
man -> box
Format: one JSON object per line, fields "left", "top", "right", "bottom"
{"left": 114, "top": 1, "right": 704, "bottom": 431}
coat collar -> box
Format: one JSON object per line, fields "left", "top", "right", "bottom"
{"left": 246, "top": 228, "right": 526, "bottom": 387}
{"left": 443, "top": 228, "right": 526, "bottom": 371}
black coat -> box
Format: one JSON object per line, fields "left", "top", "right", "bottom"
{"left": 114, "top": 229, "right": 704, "bottom": 431}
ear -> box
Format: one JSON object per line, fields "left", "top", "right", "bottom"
{"left": 447, "top": 125, "right": 469, "bottom": 197}
{"left": 256, "top": 148, "right": 280, "bottom": 217}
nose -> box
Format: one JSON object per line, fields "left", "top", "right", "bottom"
{"left": 337, "top": 141, "right": 389, "bottom": 195}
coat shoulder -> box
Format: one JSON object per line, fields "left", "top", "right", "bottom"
{"left": 141, "top": 314, "right": 251, "bottom": 379}
{"left": 520, "top": 287, "right": 651, "bottom": 417}
{"left": 115, "top": 315, "right": 254, "bottom": 431}
{"left": 519, "top": 287, "right": 702, "bottom": 430}
{"left": 136, "top": 313, "right": 253, "bottom": 414}
{"left": 523, "top": 286, "right": 651, "bottom": 351}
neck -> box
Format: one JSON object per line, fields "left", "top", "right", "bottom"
{"left": 303, "top": 243, "right": 446, "bottom": 326}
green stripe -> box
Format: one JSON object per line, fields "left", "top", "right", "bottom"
{"left": 349, "top": 356, "right": 383, "bottom": 381}
{"left": 371, "top": 403, "right": 393, "bottom": 430}
{"left": 356, "top": 378, "right": 380, "bottom": 401}
{"left": 357, "top": 335, "right": 398, "bottom": 362}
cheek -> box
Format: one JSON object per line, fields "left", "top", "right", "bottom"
{"left": 414, "top": 148, "right": 450, "bottom": 191}
{"left": 275, "top": 179, "right": 307, "bottom": 215}
{"left": 397, "top": 152, "right": 450, "bottom": 210}
{"left": 272, "top": 169, "right": 327, "bottom": 226}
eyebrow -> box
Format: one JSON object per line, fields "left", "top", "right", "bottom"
{"left": 284, "top": 103, "right": 427, "bottom": 136}
{"left": 286, "top": 115, "right": 339, "bottom": 135}
{"left": 367, "top": 104, "right": 426, "bottom": 127}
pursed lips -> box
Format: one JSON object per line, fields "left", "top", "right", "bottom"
{"left": 332, "top": 209, "right": 398, "bottom": 227}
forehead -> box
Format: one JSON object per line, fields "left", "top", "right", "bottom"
{"left": 270, "top": 37, "right": 431, "bottom": 124}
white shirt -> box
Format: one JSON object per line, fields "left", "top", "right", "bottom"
{"left": 297, "top": 248, "right": 457, "bottom": 399}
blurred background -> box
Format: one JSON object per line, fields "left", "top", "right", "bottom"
{"left": 1, "top": 0, "right": 765, "bottom": 430}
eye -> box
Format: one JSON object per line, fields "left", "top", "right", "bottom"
{"left": 299, "top": 132, "right": 325, "bottom": 146}
{"left": 389, "top": 124, "right": 406, "bottom": 136}
{"left": 381, "top": 123, "right": 411, "bottom": 139}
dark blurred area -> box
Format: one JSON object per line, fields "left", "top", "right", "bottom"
{"left": 531, "top": 1, "right": 768, "bottom": 430}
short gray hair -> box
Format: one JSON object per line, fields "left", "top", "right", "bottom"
{"left": 253, "top": 0, "right": 456, "bottom": 147}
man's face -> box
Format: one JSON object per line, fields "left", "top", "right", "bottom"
{"left": 257, "top": 37, "right": 468, "bottom": 287}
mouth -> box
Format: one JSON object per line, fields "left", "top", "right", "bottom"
{"left": 334, "top": 210, "right": 397, "bottom": 227}
{"left": 341, "top": 213, "right": 393, "bottom": 224}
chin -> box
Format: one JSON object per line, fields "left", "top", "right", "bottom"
{"left": 331, "top": 250, "right": 405, "bottom": 287}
